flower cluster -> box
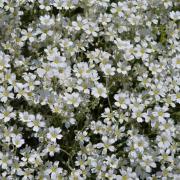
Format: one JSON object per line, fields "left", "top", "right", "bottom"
{"left": 0, "top": 0, "right": 179, "bottom": 179}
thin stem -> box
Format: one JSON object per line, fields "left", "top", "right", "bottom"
{"left": 61, "top": 148, "right": 74, "bottom": 171}
{"left": 60, "top": 147, "right": 72, "bottom": 157}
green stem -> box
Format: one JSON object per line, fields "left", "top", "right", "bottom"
{"left": 61, "top": 147, "right": 72, "bottom": 157}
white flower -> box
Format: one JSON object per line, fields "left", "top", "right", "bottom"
{"left": 12, "top": 134, "right": 25, "bottom": 148}
{"left": 72, "top": 15, "right": 88, "bottom": 31}
{"left": 132, "top": 110, "right": 144, "bottom": 123}
{"left": 156, "top": 132, "right": 172, "bottom": 149}
{"left": 36, "top": 68, "right": 46, "bottom": 78}
{"left": 96, "top": 136, "right": 116, "bottom": 154}
{"left": 101, "top": 107, "right": 117, "bottom": 123}
{"left": 114, "top": 92, "right": 130, "bottom": 109}
{"left": 14, "top": 83, "right": 27, "bottom": 99}
{"left": 0, "top": 106, "right": 15, "bottom": 122}
{"left": 21, "top": 27, "right": 36, "bottom": 42}
{"left": 27, "top": 114, "right": 45, "bottom": 132}
{"left": 172, "top": 55, "right": 180, "bottom": 68}
{"left": 19, "top": 168, "right": 34, "bottom": 180}
{"left": 64, "top": 92, "right": 82, "bottom": 107}
{"left": 11, "top": 157, "right": 23, "bottom": 176}
{"left": 69, "top": 170, "right": 84, "bottom": 180}
{"left": 23, "top": 73, "right": 40, "bottom": 90}
{"left": 152, "top": 106, "right": 170, "bottom": 124}
{"left": 114, "top": 38, "right": 131, "bottom": 51}
{"left": 85, "top": 22, "right": 99, "bottom": 37}
{"left": 169, "top": 11, "right": 180, "bottom": 21}
{"left": 19, "top": 112, "right": 35, "bottom": 123}
{"left": 43, "top": 143, "right": 60, "bottom": 157}
{"left": 129, "top": 96, "right": 145, "bottom": 112}
{"left": 0, "top": 86, "right": 14, "bottom": 102}
{"left": 75, "top": 131, "right": 89, "bottom": 145}
{"left": 134, "top": 43, "right": 152, "bottom": 60}
{"left": 117, "top": 61, "right": 131, "bottom": 75}
{"left": 40, "top": 15, "right": 55, "bottom": 26}
{"left": 132, "top": 135, "right": 149, "bottom": 153}
{"left": 111, "top": 2, "right": 125, "bottom": 17}
{"left": 149, "top": 83, "right": 166, "bottom": 100}
{"left": 128, "top": 14, "right": 141, "bottom": 26}
{"left": 137, "top": 74, "right": 151, "bottom": 87}
{"left": 140, "top": 155, "right": 156, "bottom": 173}
{"left": 47, "top": 127, "right": 63, "bottom": 142}
{"left": 48, "top": 53, "right": 66, "bottom": 68}
{"left": 101, "top": 64, "right": 116, "bottom": 76}
{"left": 73, "top": 62, "right": 91, "bottom": 78}
{"left": 28, "top": 152, "right": 43, "bottom": 166}
{"left": 173, "top": 92, "right": 180, "bottom": 104}
{"left": 0, "top": 51, "right": 10, "bottom": 70}
{"left": 45, "top": 161, "right": 63, "bottom": 180}
{"left": 149, "top": 62, "right": 162, "bottom": 75}
{"left": 98, "top": 13, "right": 112, "bottom": 26}
{"left": 118, "top": 167, "right": 138, "bottom": 180}
{"left": 0, "top": 152, "right": 12, "bottom": 170}
{"left": 92, "top": 83, "right": 107, "bottom": 98}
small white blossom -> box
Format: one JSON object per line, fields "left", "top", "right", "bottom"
{"left": 45, "top": 161, "right": 63, "bottom": 180}
{"left": 92, "top": 83, "right": 107, "bottom": 98}
{"left": 12, "top": 134, "right": 25, "bottom": 148}
{"left": 27, "top": 114, "right": 45, "bottom": 132}
{"left": 47, "top": 127, "right": 63, "bottom": 142}
{"left": 0, "top": 106, "right": 15, "bottom": 122}
{"left": 64, "top": 92, "right": 82, "bottom": 107}
{"left": 114, "top": 92, "right": 130, "bottom": 109}
{"left": 96, "top": 136, "right": 116, "bottom": 154}
{"left": 0, "top": 153, "right": 12, "bottom": 170}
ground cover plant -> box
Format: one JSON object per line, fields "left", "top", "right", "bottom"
{"left": 0, "top": 0, "right": 179, "bottom": 179}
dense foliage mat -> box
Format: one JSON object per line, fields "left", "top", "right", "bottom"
{"left": 0, "top": 0, "right": 179, "bottom": 179}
